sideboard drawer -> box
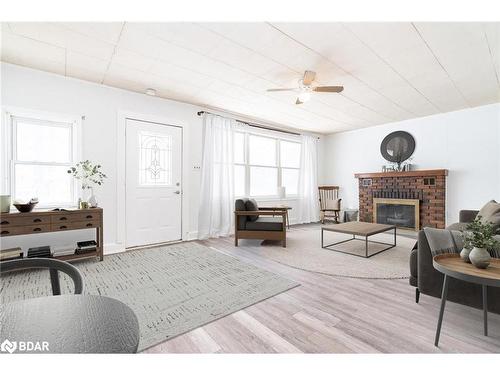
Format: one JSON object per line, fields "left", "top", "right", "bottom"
{"left": 51, "top": 212, "right": 101, "bottom": 223}
{"left": 51, "top": 220, "right": 100, "bottom": 231}
{"left": 0, "top": 224, "right": 52, "bottom": 236}
{"left": 0, "top": 215, "right": 51, "bottom": 227}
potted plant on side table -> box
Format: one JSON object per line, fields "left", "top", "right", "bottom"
{"left": 68, "top": 160, "right": 107, "bottom": 209}
{"left": 463, "top": 217, "right": 499, "bottom": 269}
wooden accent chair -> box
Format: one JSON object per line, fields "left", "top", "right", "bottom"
{"left": 234, "top": 198, "right": 287, "bottom": 247}
{"left": 318, "top": 186, "right": 342, "bottom": 224}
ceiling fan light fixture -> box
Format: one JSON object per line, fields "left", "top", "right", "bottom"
{"left": 298, "top": 92, "right": 311, "bottom": 103}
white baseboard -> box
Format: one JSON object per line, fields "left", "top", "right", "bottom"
{"left": 103, "top": 235, "right": 200, "bottom": 256}
{"left": 184, "top": 231, "right": 198, "bottom": 241}
{"left": 104, "top": 243, "right": 126, "bottom": 255}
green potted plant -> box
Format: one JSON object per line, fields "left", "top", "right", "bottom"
{"left": 462, "top": 217, "right": 499, "bottom": 269}
{"left": 68, "top": 160, "right": 107, "bottom": 208}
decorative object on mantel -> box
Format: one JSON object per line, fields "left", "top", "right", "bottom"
{"left": 68, "top": 160, "right": 107, "bottom": 208}
{"left": 462, "top": 217, "right": 499, "bottom": 269}
{"left": 382, "top": 159, "right": 413, "bottom": 172}
{"left": 380, "top": 131, "right": 416, "bottom": 171}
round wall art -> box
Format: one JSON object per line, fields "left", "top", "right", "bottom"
{"left": 380, "top": 131, "right": 415, "bottom": 164}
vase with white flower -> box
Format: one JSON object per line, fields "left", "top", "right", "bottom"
{"left": 68, "top": 160, "right": 107, "bottom": 209}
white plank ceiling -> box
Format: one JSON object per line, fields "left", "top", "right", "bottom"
{"left": 1, "top": 22, "right": 499, "bottom": 134}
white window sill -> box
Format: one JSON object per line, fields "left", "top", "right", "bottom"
{"left": 254, "top": 197, "right": 300, "bottom": 202}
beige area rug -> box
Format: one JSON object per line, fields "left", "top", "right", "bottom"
{"left": 247, "top": 225, "right": 416, "bottom": 279}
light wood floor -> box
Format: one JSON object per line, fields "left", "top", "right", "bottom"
{"left": 144, "top": 228, "right": 500, "bottom": 353}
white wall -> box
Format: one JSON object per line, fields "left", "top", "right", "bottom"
{"left": 1, "top": 63, "right": 207, "bottom": 253}
{"left": 0, "top": 63, "right": 311, "bottom": 254}
{"left": 321, "top": 103, "right": 500, "bottom": 225}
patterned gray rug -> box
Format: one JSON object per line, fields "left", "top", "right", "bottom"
{"left": 0, "top": 242, "right": 298, "bottom": 351}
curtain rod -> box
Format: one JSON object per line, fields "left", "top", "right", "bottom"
{"left": 197, "top": 110, "right": 301, "bottom": 136}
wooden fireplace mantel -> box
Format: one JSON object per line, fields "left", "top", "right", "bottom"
{"left": 354, "top": 169, "right": 448, "bottom": 179}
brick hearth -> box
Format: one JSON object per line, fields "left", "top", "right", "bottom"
{"left": 354, "top": 169, "right": 448, "bottom": 229}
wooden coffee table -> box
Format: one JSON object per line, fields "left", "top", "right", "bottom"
{"left": 321, "top": 221, "right": 396, "bottom": 258}
{"left": 432, "top": 254, "right": 500, "bottom": 347}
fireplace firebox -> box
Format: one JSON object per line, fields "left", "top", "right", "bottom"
{"left": 373, "top": 198, "right": 420, "bottom": 230}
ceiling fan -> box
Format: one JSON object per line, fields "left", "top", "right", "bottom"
{"left": 266, "top": 70, "right": 344, "bottom": 104}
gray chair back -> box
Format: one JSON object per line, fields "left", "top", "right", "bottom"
{"left": 1, "top": 258, "right": 84, "bottom": 295}
{"left": 235, "top": 198, "right": 249, "bottom": 230}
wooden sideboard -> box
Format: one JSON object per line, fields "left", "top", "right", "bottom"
{"left": 0, "top": 208, "right": 103, "bottom": 262}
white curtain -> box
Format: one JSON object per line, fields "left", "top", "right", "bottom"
{"left": 297, "top": 134, "right": 320, "bottom": 223}
{"left": 198, "top": 113, "right": 238, "bottom": 239}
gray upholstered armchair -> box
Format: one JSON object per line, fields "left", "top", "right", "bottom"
{"left": 234, "top": 198, "right": 287, "bottom": 247}
{"left": 410, "top": 204, "right": 500, "bottom": 313}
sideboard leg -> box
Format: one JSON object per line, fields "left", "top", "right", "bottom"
{"left": 97, "top": 226, "right": 104, "bottom": 261}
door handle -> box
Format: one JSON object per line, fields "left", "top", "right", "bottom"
{"left": 174, "top": 190, "right": 181, "bottom": 194}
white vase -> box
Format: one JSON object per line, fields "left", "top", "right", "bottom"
{"left": 469, "top": 247, "right": 491, "bottom": 269}
{"left": 88, "top": 188, "right": 98, "bottom": 208}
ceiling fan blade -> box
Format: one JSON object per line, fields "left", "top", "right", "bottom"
{"left": 313, "top": 86, "right": 344, "bottom": 93}
{"left": 295, "top": 98, "right": 303, "bottom": 105}
{"left": 302, "top": 70, "right": 316, "bottom": 85}
{"left": 266, "top": 88, "right": 298, "bottom": 92}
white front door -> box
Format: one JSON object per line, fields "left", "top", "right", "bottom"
{"left": 126, "top": 118, "right": 182, "bottom": 248}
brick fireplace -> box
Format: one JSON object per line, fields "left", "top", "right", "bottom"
{"left": 354, "top": 169, "right": 448, "bottom": 229}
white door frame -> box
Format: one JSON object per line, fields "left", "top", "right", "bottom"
{"left": 116, "top": 110, "right": 189, "bottom": 249}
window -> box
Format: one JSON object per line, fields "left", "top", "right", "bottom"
{"left": 139, "top": 131, "right": 172, "bottom": 186}
{"left": 249, "top": 135, "right": 276, "bottom": 166}
{"left": 6, "top": 113, "right": 80, "bottom": 208}
{"left": 233, "top": 131, "right": 301, "bottom": 198}
{"left": 280, "top": 140, "right": 301, "bottom": 196}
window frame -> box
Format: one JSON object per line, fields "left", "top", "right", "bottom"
{"left": 234, "top": 130, "right": 301, "bottom": 200}
{"left": 2, "top": 108, "right": 82, "bottom": 209}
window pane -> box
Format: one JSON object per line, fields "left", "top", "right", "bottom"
{"left": 280, "top": 141, "right": 301, "bottom": 168}
{"left": 139, "top": 132, "right": 172, "bottom": 186}
{"left": 250, "top": 166, "right": 277, "bottom": 196}
{"left": 249, "top": 135, "right": 276, "bottom": 166}
{"left": 234, "top": 132, "right": 245, "bottom": 164}
{"left": 15, "top": 164, "right": 73, "bottom": 205}
{"left": 16, "top": 121, "right": 72, "bottom": 163}
{"left": 282, "top": 168, "right": 299, "bottom": 196}
{"left": 234, "top": 165, "right": 246, "bottom": 197}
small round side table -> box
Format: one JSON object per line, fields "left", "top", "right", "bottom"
{"left": 432, "top": 253, "right": 500, "bottom": 347}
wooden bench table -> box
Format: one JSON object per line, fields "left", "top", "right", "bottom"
{"left": 321, "top": 221, "right": 396, "bottom": 258}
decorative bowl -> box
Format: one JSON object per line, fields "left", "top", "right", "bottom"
{"left": 14, "top": 202, "right": 37, "bottom": 213}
